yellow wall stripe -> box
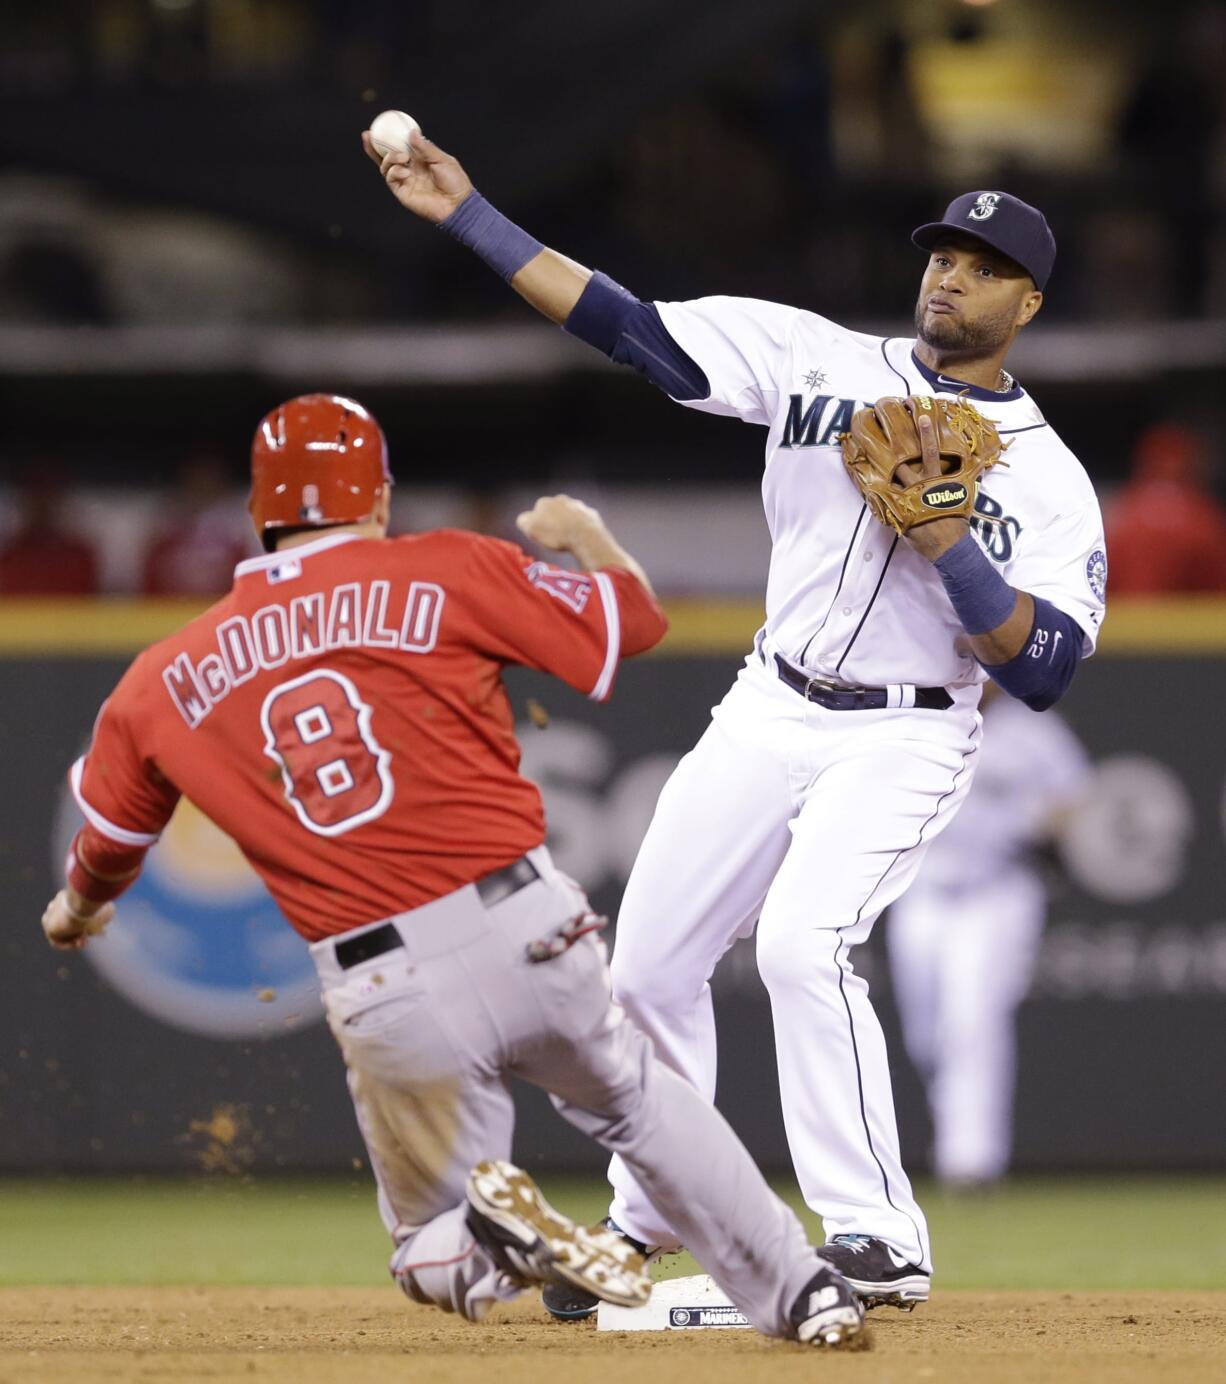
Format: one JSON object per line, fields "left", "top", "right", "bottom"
{"left": 1087, "top": 597, "right": 1226, "bottom": 654}
{"left": 0, "top": 595, "right": 1223, "bottom": 657}
{"left": 0, "top": 599, "right": 211, "bottom": 654}
{"left": 656, "top": 596, "right": 1226, "bottom": 656}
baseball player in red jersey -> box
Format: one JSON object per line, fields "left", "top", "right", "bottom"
{"left": 40, "top": 394, "right": 866, "bottom": 1346}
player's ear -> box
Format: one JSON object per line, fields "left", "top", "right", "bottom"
{"left": 1017, "top": 288, "right": 1042, "bottom": 329}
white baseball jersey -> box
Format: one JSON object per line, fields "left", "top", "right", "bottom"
{"left": 907, "top": 695, "right": 1093, "bottom": 892}
{"left": 654, "top": 298, "right": 1107, "bottom": 691}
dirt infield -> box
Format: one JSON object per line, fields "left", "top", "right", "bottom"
{"left": 2, "top": 1287, "right": 1223, "bottom": 1384}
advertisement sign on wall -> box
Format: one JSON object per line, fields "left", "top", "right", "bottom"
{"left": 2, "top": 630, "right": 1223, "bottom": 1172}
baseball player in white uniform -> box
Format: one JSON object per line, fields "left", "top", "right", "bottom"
{"left": 888, "top": 686, "right": 1092, "bottom": 1188}
{"left": 364, "top": 127, "right": 1107, "bottom": 1315}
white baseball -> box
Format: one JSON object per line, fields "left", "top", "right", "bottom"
{"left": 369, "top": 110, "right": 421, "bottom": 158}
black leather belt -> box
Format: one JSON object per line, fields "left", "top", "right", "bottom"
{"left": 475, "top": 855, "right": 541, "bottom": 906}
{"left": 333, "top": 855, "right": 541, "bottom": 970}
{"left": 774, "top": 654, "right": 952, "bottom": 711}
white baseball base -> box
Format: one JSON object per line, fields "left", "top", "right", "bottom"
{"left": 596, "top": 1274, "right": 752, "bottom": 1332}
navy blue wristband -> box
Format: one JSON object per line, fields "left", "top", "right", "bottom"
{"left": 439, "top": 191, "right": 543, "bottom": 283}
{"left": 933, "top": 533, "right": 1017, "bottom": 635}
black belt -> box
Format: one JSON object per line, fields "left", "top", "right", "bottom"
{"left": 774, "top": 654, "right": 952, "bottom": 711}
{"left": 333, "top": 855, "right": 541, "bottom": 970}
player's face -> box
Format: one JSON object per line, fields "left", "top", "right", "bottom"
{"left": 914, "top": 238, "right": 1041, "bottom": 356}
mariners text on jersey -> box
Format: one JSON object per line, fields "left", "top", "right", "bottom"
{"left": 652, "top": 297, "right": 1106, "bottom": 690}
{"left": 162, "top": 577, "right": 445, "bottom": 727}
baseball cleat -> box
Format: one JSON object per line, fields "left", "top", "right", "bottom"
{"left": 817, "top": 1234, "right": 930, "bottom": 1311}
{"left": 541, "top": 1217, "right": 657, "bottom": 1321}
{"left": 465, "top": 1161, "right": 652, "bottom": 1309}
{"left": 789, "top": 1262, "right": 867, "bottom": 1347}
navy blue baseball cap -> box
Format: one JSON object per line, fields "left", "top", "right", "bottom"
{"left": 912, "top": 191, "right": 1056, "bottom": 290}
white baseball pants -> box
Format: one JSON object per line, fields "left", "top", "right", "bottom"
{"left": 888, "top": 867, "right": 1046, "bottom": 1183}
{"left": 608, "top": 653, "right": 981, "bottom": 1271}
{"left": 311, "top": 844, "right": 830, "bottom": 1333}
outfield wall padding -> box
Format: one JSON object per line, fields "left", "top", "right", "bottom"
{"left": 1, "top": 602, "right": 1223, "bottom": 1174}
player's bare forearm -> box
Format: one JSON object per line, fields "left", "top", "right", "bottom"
{"left": 568, "top": 531, "right": 654, "bottom": 597}
{"left": 517, "top": 495, "right": 656, "bottom": 597}
{"left": 911, "top": 511, "right": 1080, "bottom": 707}
{"left": 364, "top": 129, "right": 591, "bottom": 326}
{"left": 510, "top": 250, "right": 592, "bottom": 326}
{"left": 966, "top": 590, "right": 1033, "bottom": 663}
{"left": 907, "top": 516, "right": 1032, "bottom": 661}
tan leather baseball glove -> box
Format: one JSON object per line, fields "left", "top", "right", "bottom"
{"left": 839, "top": 394, "right": 1006, "bottom": 535}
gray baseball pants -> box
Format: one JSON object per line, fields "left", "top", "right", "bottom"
{"left": 310, "top": 844, "right": 823, "bottom": 1333}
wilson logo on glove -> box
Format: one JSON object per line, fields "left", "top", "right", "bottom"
{"left": 921, "top": 483, "right": 969, "bottom": 509}
{"left": 838, "top": 394, "right": 1006, "bottom": 535}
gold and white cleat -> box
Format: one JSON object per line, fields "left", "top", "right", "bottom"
{"left": 465, "top": 1159, "right": 652, "bottom": 1309}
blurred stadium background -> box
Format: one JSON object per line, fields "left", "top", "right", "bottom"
{"left": 1, "top": 0, "right": 1225, "bottom": 1290}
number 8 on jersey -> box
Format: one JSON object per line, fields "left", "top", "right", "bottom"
{"left": 260, "top": 669, "right": 394, "bottom": 836}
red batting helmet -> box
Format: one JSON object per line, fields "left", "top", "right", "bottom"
{"left": 249, "top": 394, "right": 392, "bottom": 551}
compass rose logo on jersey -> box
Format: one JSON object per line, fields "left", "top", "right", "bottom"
{"left": 1085, "top": 548, "right": 1108, "bottom": 601}
{"left": 53, "top": 789, "right": 322, "bottom": 1040}
{"left": 968, "top": 192, "right": 1001, "bottom": 221}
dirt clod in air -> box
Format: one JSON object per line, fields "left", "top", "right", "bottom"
{"left": 182, "top": 1103, "right": 259, "bottom": 1175}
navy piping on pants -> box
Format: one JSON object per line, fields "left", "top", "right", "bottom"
{"left": 827, "top": 716, "right": 983, "bottom": 1257}
{"left": 830, "top": 931, "right": 922, "bottom": 1250}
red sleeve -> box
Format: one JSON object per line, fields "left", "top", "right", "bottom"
{"left": 456, "top": 536, "right": 668, "bottom": 701}
{"left": 66, "top": 825, "right": 148, "bottom": 903}
{"left": 71, "top": 670, "right": 182, "bottom": 847}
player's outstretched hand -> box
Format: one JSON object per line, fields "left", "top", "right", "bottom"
{"left": 517, "top": 494, "right": 655, "bottom": 594}
{"left": 361, "top": 128, "right": 473, "bottom": 223}
{"left": 41, "top": 890, "right": 114, "bottom": 951}
{"left": 516, "top": 494, "right": 606, "bottom": 554}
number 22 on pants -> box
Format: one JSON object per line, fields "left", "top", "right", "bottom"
{"left": 260, "top": 669, "right": 394, "bottom": 836}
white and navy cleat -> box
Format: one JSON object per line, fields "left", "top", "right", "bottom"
{"left": 789, "top": 1262, "right": 867, "bottom": 1347}
{"left": 817, "top": 1233, "right": 930, "bottom": 1311}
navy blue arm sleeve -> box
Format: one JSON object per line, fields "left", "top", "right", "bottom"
{"left": 564, "top": 272, "right": 711, "bottom": 402}
{"left": 981, "top": 596, "right": 1084, "bottom": 711}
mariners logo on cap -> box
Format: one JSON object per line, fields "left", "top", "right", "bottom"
{"left": 54, "top": 789, "right": 321, "bottom": 1040}
{"left": 968, "top": 192, "right": 1002, "bottom": 222}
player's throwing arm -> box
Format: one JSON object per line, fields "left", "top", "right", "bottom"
{"left": 362, "top": 125, "right": 591, "bottom": 324}
{"left": 365, "top": 118, "right": 1088, "bottom": 712}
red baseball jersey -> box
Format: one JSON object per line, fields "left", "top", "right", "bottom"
{"left": 71, "top": 530, "right": 668, "bottom": 940}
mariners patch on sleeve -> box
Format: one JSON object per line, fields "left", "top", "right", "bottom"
{"left": 526, "top": 561, "right": 592, "bottom": 614}
{"left": 1085, "top": 549, "right": 1107, "bottom": 602}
